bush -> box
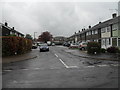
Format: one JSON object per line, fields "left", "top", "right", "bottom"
{"left": 2, "top": 36, "right": 32, "bottom": 56}
{"left": 87, "top": 42, "right": 101, "bottom": 54}
{"left": 107, "top": 46, "right": 120, "bottom": 53}
{"left": 100, "top": 48, "right": 106, "bottom": 53}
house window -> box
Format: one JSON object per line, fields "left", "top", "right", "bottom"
{"left": 101, "top": 27, "right": 106, "bottom": 33}
{"left": 89, "top": 31, "right": 91, "bottom": 35}
{"left": 10, "top": 31, "right": 12, "bottom": 34}
{"left": 102, "top": 39, "right": 105, "bottom": 45}
{"left": 95, "top": 30, "right": 98, "bottom": 34}
{"left": 112, "top": 38, "right": 117, "bottom": 46}
{"left": 92, "top": 30, "right": 94, "bottom": 35}
{"left": 107, "top": 26, "right": 111, "bottom": 32}
{"left": 112, "top": 23, "right": 118, "bottom": 31}
{"left": 118, "top": 38, "right": 120, "bottom": 46}
{"left": 106, "top": 38, "right": 111, "bottom": 45}
{"left": 86, "top": 32, "right": 89, "bottom": 36}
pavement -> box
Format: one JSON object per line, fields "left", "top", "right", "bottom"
{"left": 2, "top": 49, "right": 38, "bottom": 64}
{"left": 64, "top": 48, "right": 120, "bottom": 61}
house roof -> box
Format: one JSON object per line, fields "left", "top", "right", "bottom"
{"left": 69, "top": 15, "right": 120, "bottom": 38}
{"left": 1, "top": 23, "right": 24, "bottom": 36}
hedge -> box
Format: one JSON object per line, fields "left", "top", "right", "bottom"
{"left": 107, "top": 46, "right": 120, "bottom": 53}
{"left": 87, "top": 42, "right": 101, "bottom": 54}
{"left": 2, "top": 36, "right": 32, "bottom": 56}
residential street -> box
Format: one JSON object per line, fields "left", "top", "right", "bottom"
{"left": 2, "top": 46, "right": 119, "bottom": 88}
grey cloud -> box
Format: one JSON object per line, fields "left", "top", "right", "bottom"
{"left": 1, "top": 2, "right": 118, "bottom": 38}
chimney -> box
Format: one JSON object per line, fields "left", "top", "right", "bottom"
{"left": 112, "top": 13, "right": 117, "bottom": 18}
{"left": 82, "top": 29, "right": 83, "bottom": 31}
{"left": 83, "top": 28, "right": 85, "bottom": 31}
{"left": 99, "top": 22, "right": 101, "bottom": 24}
{"left": 89, "top": 26, "right": 91, "bottom": 28}
{"left": 12, "top": 27, "right": 14, "bottom": 30}
{"left": 79, "top": 30, "right": 80, "bottom": 33}
{"left": 75, "top": 32, "right": 76, "bottom": 34}
{"left": 5, "top": 22, "right": 8, "bottom": 26}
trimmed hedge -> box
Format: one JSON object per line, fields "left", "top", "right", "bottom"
{"left": 2, "top": 36, "right": 32, "bottom": 56}
{"left": 100, "top": 48, "right": 106, "bottom": 53}
{"left": 87, "top": 42, "right": 101, "bottom": 54}
{"left": 107, "top": 46, "right": 120, "bottom": 53}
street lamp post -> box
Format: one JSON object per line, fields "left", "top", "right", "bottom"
{"left": 34, "top": 32, "right": 37, "bottom": 42}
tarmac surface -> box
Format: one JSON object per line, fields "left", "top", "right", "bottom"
{"left": 2, "top": 46, "right": 119, "bottom": 88}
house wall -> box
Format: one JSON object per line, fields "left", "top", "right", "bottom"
{"left": 101, "top": 32, "right": 111, "bottom": 38}
{"left": 2, "top": 26, "right": 10, "bottom": 36}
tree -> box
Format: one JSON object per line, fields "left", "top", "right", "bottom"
{"left": 38, "top": 31, "right": 53, "bottom": 43}
{"left": 25, "top": 34, "right": 33, "bottom": 40}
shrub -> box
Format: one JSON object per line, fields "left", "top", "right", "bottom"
{"left": 100, "top": 48, "right": 106, "bottom": 53}
{"left": 2, "top": 36, "right": 32, "bottom": 56}
{"left": 87, "top": 42, "right": 101, "bottom": 54}
{"left": 107, "top": 46, "right": 119, "bottom": 53}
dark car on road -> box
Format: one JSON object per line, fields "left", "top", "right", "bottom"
{"left": 39, "top": 44, "right": 49, "bottom": 52}
{"left": 63, "top": 42, "right": 70, "bottom": 47}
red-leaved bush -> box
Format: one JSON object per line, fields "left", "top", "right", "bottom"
{"left": 2, "top": 36, "right": 32, "bottom": 56}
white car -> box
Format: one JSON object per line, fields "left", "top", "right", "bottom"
{"left": 69, "top": 43, "right": 79, "bottom": 48}
{"left": 79, "top": 42, "right": 87, "bottom": 50}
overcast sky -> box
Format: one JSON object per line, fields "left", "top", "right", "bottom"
{"left": 1, "top": 0, "right": 119, "bottom": 38}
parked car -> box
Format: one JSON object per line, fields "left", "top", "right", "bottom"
{"left": 79, "top": 42, "right": 87, "bottom": 50}
{"left": 39, "top": 44, "right": 49, "bottom": 52}
{"left": 32, "top": 44, "right": 37, "bottom": 49}
{"left": 52, "top": 43, "right": 55, "bottom": 46}
{"left": 63, "top": 42, "right": 70, "bottom": 47}
{"left": 47, "top": 41, "right": 52, "bottom": 46}
{"left": 69, "top": 43, "right": 79, "bottom": 48}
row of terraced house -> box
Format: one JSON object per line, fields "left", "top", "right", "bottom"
{"left": 68, "top": 13, "right": 120, "bottom": 49}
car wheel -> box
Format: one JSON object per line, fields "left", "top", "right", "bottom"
{"left": 82, "top": 47, "right": 85, "bottom": 50}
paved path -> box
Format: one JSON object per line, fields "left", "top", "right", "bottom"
{"left": 2, "top": 50, "right": 38, "bottom": 64}
{"left": 2, "top": 46, "right": 119, "bottom": 88}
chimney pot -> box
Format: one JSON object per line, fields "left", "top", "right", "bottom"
{"left": 112, "top": 13, "right": 117, "bottom": 18}
{"left": 89, "top": 26, "right": 91, "bottom": 28}
{"left": 5, "top": 22, "right": 8, "bottom": 26}
{"left": 12, "top": 27, "right": 14, "bottom": 30}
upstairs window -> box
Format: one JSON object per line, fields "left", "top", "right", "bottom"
{"left": 112, "top": 23, "right": 118, "bottom": 31}
{"left": 89, "top": 31, "right": 91, "bottom": 35}
{"left": 95, "top": 30, "right": 98, "bottom": 34}
{"left": 101, "top": 27, "right": 106, "bottom": 33}
{"left": 92, "top": 30, "right": 94, "bottom": 35}
{"left": 86, "top": 32, "right": 89, "bottom": 36}
{"left": 107, "top": 26, "right": 111, "bottom": 32}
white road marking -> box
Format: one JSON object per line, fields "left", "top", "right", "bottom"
{"left": 3, "top": 70, "right": 12, "bottom": 72}
{"left": 34, "top": 68, "right": 40, "bottom": 70}
{"left": 87, "top": 66, "right": 95, "bottom": 68}
{"left": 59, "top": 59, "right": 69, "bottom": 68}
{"left": 55, "top": 54, "right": 58, "bottom": 57}
{"left": 67, "top": 66, "right": 79, "bottom": 68}
{"left": 97, "top": 64, "right": 108, "bottom": 67}
{"left": 110, "top": 64, "right": 119, "bottom": 67}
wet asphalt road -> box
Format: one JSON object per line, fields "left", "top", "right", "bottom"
{"left": 2, "top": 46, "right": 119, "bottom": 88}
